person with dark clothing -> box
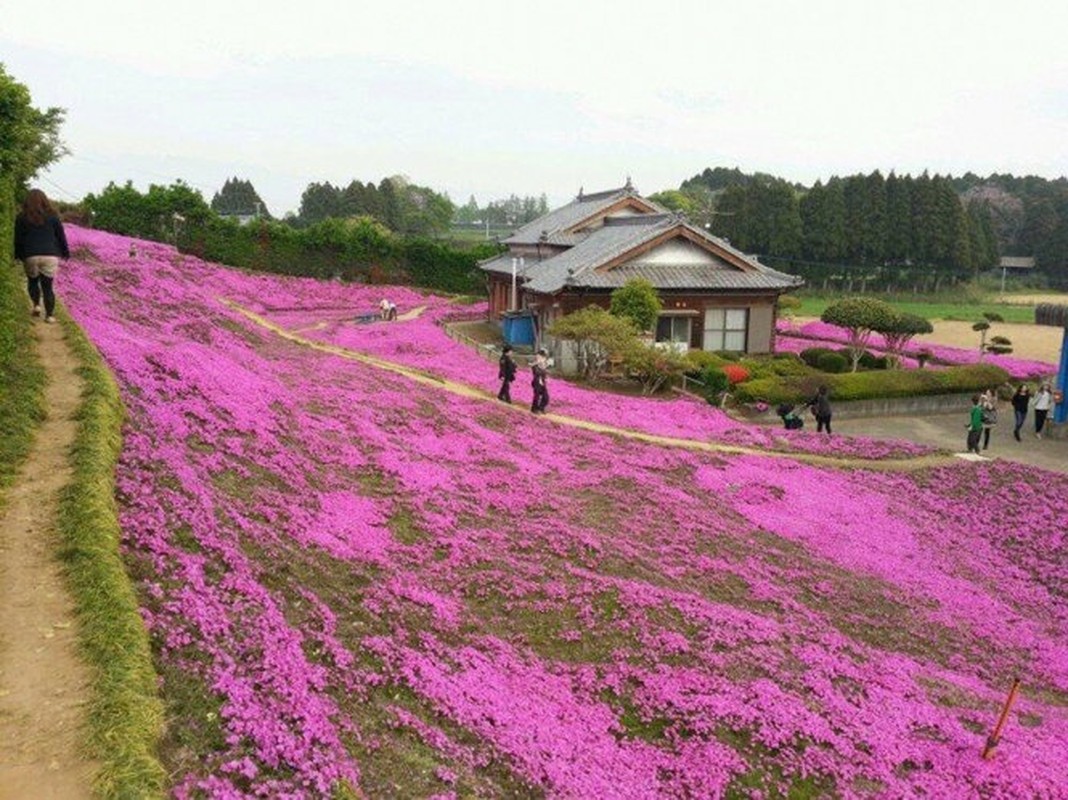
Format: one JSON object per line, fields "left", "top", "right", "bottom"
{"left": 497, "top": 345, "right": 517, "bottom": 403}
{"left": 966, "top": 394, "right": 984, "bottom": 454}
{"left": 777, "top": 402, "right": 804, "bottom": 430}
{"left": 809, "top": 385, "right": 832, "bottom": 434}
{"left": 1011, "top": 384, "right": 1031, "bottom": 442}
{"left": 531, "top": 348, "right": 550, "bottom": 414}
{"left": 14, "top": 188, "right": 69, "bottom": 323}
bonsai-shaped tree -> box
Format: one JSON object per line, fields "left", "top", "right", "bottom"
{"left": 820, "top": 297, "right": 898, "bottom": 372}
{"left": 548, "top": 305, "right": 638, "bottom": 381}
{"left": 874, "top": 312, "right": 933, "bottom": 368}
{"left": 986, "top": 335, "right": 1013, "bottom": 356}
{"left": 972, "top": 312, "right": 1005, "bottom": 361}
{"left": 610, "top": 278, "right": 662, "bottom": 334}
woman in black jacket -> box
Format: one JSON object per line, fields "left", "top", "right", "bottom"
{"left": 14, "top": 189, "right": 69, "bottom": 323}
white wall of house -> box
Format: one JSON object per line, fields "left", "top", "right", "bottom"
{"left": 633, "top": 239, "right": 718, "bottom": 265}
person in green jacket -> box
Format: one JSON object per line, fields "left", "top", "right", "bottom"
{"left": 966, "top": 394, "right": 983, "bottom": 454}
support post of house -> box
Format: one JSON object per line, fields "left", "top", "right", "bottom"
{"left": 511, "top": 258, "right": 518, "bottom": 312}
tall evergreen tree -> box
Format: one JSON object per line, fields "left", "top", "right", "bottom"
{"left": 884, "top": 172, "right": 912, "bottom": 264}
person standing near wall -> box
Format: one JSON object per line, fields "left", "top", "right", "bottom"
{"left": 1011, "top": 384, "right": 1030, "bottom": 442}
{"left": 530, "top": 348, "right": 550, "bottom": 414}
{"left": 14, "top": 188, "right": 69, "bottom": 323}
{"left": 1034, "top": 383, "right": 1053, "bottom": 439}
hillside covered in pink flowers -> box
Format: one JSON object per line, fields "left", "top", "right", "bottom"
{"left": 63, "top": 226, "right": 1067, "bottom": 798}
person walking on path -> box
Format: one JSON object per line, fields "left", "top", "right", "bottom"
{"left": 809, "top": 385, "right": 833, "bottom": 434}
{"left": 966, "top": 394, "right": 984, "bottom": 454}
{"left": 1034, "top": 383, "right": 1053, "bottom": 439}
{"left": 530, "top": 348, "right": 550, "bottom": 414}
{"left": 14, "top": 188, "right": 69, "bottom": 324}
{"left": 1011, "top": 384, "right": 1031, "bottom": 442}
{"left": 980, "top": 388, "right": 998, "bottom": 450}
{"left": 497, "top": 345, "right": 517, "bottom": 403}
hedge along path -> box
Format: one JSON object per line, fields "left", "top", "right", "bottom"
{"left": 0, "top": 319, "right": 97, "bottom": 798}
{"left": 224, "top": 300, "right": 959, "bottom": 473}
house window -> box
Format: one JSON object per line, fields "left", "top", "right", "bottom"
{"left": 655, "top": 315, "right": 691, "bottom": 345}
{"left": 703, "top": 308, "right": 748, "bottom": 352}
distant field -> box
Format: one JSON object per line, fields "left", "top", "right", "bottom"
{"left": 793, "top": 294, "right": 1068, "bottom": 324}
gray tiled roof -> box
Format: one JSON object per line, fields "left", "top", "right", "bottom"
{"left": 517, "top": 214, "right": 802, "bottom": 294}
{"left": 478, "top": 252, "right": 542, "bottom": 277}
{"left": 501, "top": 186, "right": 661, "bottom": 245}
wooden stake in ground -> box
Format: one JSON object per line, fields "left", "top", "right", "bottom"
{"left": 981, "top": 677, "right": 1021, "bottom": 760}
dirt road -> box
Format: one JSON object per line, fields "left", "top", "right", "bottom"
{"left": 0, "top": 321, "right": 96, "bottom": 799}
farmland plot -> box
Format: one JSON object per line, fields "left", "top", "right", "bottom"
{"left": 63, "top": 227, "right": 1067, "bottom": 798}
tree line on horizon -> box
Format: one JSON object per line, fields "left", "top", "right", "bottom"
{"left": 658, "top": 166, "right": 1068, "bottom": 287}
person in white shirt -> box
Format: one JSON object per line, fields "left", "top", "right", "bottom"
{"left": 1033, "top": 383, "right": 1053, "bottom": 438}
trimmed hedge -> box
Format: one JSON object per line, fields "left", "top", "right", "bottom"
{"left": 733, "top": 363, "right": 1011, "bottom": 405}
{"left": 816, "top": 351, "right": 849, "bottom": 373}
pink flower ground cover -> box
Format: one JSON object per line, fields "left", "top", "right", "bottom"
{"left": 63, "top": 226, "right": 1067, "bottom": 798}
{"left": 776, "top": 319, "right": 1056, "bottom": 380}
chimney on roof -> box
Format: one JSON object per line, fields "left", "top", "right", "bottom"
{"left": 624, "top": 175, "right": 634, "bottom": 192}
{"left": 578, "top": 186, "right": 584, "bottom": 200}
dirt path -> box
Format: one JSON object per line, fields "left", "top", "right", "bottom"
{"left": 224, "top": 300, "right": 959, "bottom": 473}
{"left": 0, "top": 321, "right": 96, "bottom": 798}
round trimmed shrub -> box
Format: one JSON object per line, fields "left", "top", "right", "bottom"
{"left": 683, "top": 350, "right": 729, "bottom": 375}
{"left": 816, "top": 351, "right": 849, "bottom": 373}
{"left": 800, "top": 347, "right": 835, "bottom": 368}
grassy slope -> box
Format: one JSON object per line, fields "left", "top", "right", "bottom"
{"left": 793, "top": 295, "right": 1039, "bottom": 323}
{"left": 57, "top": 313, "right": 167, "bottom": 798}
{"left": 0, "top": 188, "right": 46, "bottom": 501}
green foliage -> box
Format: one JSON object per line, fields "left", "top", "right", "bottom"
{"left": 986, "top": 335, "right": 1013, "bottom": 356}
{"left": 609, "top": 278, "right": 662, "bottom": 332}
{"left": 799, "top": 347, "right": 835, "bottom": 368}
{"left": 58, "top": 317, "right": 167, "bottom": 797}
{"left": 700, "top": 366, "right": 730, "bottom": 401}
{"left": 211, "top": 177, "right": 270, "bottom": 219}
{"left": 0, "top": 174, "right": 47, "bottom": 500}
{"left": 0, "top": 64, "right": 68, "bottom": 187}
{"left": 873, "top": 311, "right": 933, "bottom": 367}
{"left": 821, "top": 297, "right": 898, "bottom": 371}
{"left": 622, "top": 343, "right": 689, "bottom": 395}
{"left": 816, "top": 351, "right": 849, "bottom": 373}
{"left": 733, "top": 363, "right": 1010, "bottom": 405}
{"left": 776, "top": 294, "right": 802, "bottom": 313}
{"left": 683, "top": 350, "right": 730, "bottom": 374}
{"left": 548, "top": 305, "right": 638, "bottom": 381}
{"left": 297, "top": 175, "right": 455, "bottom": 235}
{"left": 85, "top": 182, "right": 491, "bottom": 294}
{"left": 84, "top": 180, "right": 213, "bottom": 240}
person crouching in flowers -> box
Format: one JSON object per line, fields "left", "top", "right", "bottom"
{"left": 379, "top": 298, "right": 397, "bottom": 321}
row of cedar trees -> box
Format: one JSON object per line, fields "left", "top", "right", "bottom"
{"left": 210, "top": 176, "right": 456, "bottom": 237}
{"left": 701, "top": 171, "right": 999, "bottom": 275}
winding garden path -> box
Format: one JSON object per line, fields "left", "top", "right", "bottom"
{"left": 224, "top": 299, "right": 961, "bottom": 473}
{"left": 0, "top": 321, "right": 96, "bottom": 799}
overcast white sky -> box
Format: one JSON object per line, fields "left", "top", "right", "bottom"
{"left": 4, "top": 0, "right": 1067, "bottom": 216}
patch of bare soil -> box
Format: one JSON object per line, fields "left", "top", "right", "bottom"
{"left": 0, "top": 320, "right": 97, "bottom": 799}
{"left": 917, "top": 321, "right": 1062, "bottom": 365}
{"left": 794, "top": 316, "right": 1063, "bottom": 364}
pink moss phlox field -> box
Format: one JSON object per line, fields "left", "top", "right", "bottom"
{"left": 775, "top": 319, "right": 1056, "bottom": 380}
{"left": 62, "top": 226, "right": 1067, "bottom": 797}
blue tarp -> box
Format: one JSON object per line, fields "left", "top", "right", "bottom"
{"left": 501, "top": 311, "right": 536, "bottom": 346}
